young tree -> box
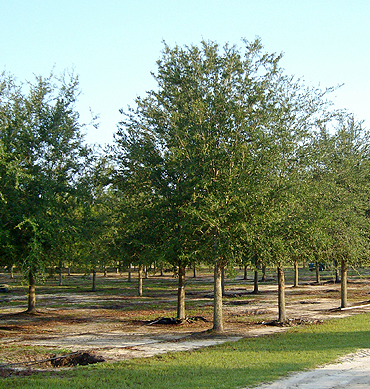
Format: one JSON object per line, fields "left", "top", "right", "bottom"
{"left": 311, "top": 116, "right": 370, "bottom": 308}
{"left": 0, "top": 71, "right": 90, "bottom": 312}
{"left": 114, "top": 39, "right": 292, "bottom": 330}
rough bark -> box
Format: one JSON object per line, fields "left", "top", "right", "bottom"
{"left": 277, "top": 265, "right": 286, "bottom": 323}
{"left": 293, "top": 260, "right": 299, "bottom": 287}
{"left": 26, "top": 271, "right": 37, "bottom": 314}
{"left": 213, "top": 260, "right": 224, "bottom": 332}
{"left": 341, "top": 259, "right": 348, "bottom": 308}
{"left": 138, "top": 265, "right": 143, "bottom": 297}
{"left": 177, "top": 265, "right": 186, "bottom": 320}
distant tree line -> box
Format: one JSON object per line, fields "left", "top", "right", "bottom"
{"left": 1, "top": 39, "right": 369, "bottom": 331}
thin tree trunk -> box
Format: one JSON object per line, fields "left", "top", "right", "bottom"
{"left": 277, "top": 265, "right": 286, "bottom": 323}
{"left": 213, "top": 260, "right": 224, "bottom": 332}
{"left": 253, "top": 269, "right": 259, "bottom": 294}
{"left": 59, "top": 260, "right": 63, "bottom": 286}
{"left": 10, "top": 264, "right": 14, "bottom": 279}
{"left": 243, "top": 265, "right": 247, "bottom": 280}
{"left": 177, "top": 265, "right": 186, "bottom": 320}
{"left": 334, "top": 260, "right": 340, "bottom": 283}
{"left": 145, "top": 265, "right": 148, "bottom": 279}
{"left": 221, "top": 267, "right": 225, "bottom": 297}
{"left": 341, "top": 259, "right": 348, "bottom": 308}
{"left": 128, "top": 263, "right": 132, "bottom": 282}
{"left": 315, "top": 261, "right": 320, "bottom": 283}
{"left": 138, "top": 265, "right": 143, "bottom": 297}
{"left": 293, "top": 260, "right": 299, "bottom": 287}
{"left": 27, "top": 271, "right": 37, "bottom": 314}
{"left": 104, "top": 266, "right": 107, "bottom": 277}
{"left": 261, "top": 265, "right": 266, "bottom": 282}
{"left": 193, "top": 265, "right": 196, "bottom": 278}
{"left": 92, "top": 269, "right": 97, "bottom": 292}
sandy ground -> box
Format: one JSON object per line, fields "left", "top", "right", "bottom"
{"left": 250, "top": 349, "right": 370, "bottom": 389}
{"left": 2, "top": 278, "right": 370, "bottom": 387}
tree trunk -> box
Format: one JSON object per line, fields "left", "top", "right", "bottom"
{"left": 193, "top": 265, "right": 196, "bottom": 278}
{"left": 145, "top": 266, "right": 148, "bottom": 279}
{"left": 104, "top": 266, "right": 107, "bottom": 277}
{"left": 315, "top": 261, "right": 320, "bottom": 283}
{"left": 243, "top": 265, "right": 247, "bottom": 280}
{"left": 177, "top": 265, "right": 186, "bottom": 320}
{"left": 27, "top": 271, "right": 37, "bottom": 314}
{"left": 138, "top": 265, "right": 143, "bottom": 297}
{"left": 58, "top": 260, "right": 63, "bottom": 286}
{"left": 128, "top": 263, "right": 132, "bottom": 282}
{"left": 341, "top": 259, "right": 348, "bottom": 308}
{"left": 10, "top": 264, "right": 14, "bottom": 279}
{"left": 213, "top": 260, "right": 224, "bottom": 332}
{"left": 334, "top": 260, "right": 340, "bottom": 283}
{"left": 253, "top": 269, "right": 259, "bottom": 294}
{"left": 261, "top": 265, "right": 266, "bottom": 282}
{"left": 277, "top": 265, "right": 286, "bottom": 323}
{"left": 293, "top": 260, "right": 299, "bottom": 287}
{"left": 92, "top": 269, "right": 97, "bottom": 292}
{"left": 221, "top": 267, "right": 225, "bottom": 297}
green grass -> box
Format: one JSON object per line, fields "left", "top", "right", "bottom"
{"left": 2, "top": 312, "right": 370, "bottom": 389}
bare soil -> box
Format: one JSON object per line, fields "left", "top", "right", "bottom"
{"left": 1, "top": 270, "right": 370, "bottom": 379}
{"left": 251, "top": 349, "right": 370, "bottom": 389}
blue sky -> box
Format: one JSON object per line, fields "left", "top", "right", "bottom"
{"left": 1, "top": 0, "right": 369, "bottom": 145}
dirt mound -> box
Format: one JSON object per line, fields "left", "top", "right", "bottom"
{"left": 51, "top": 352, "right": 105, "bottom": 367}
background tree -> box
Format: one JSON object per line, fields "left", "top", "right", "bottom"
{"left": 310, "top": 115, "right": 370, "bottom": 308}
{"left": 0, "top": 71, "right": 90, "bottom": 312}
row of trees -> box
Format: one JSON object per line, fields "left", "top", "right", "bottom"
{"left": 1, "top": 39, "right": 370, "bottom": 331}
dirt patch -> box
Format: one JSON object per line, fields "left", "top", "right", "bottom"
{"left": 1, "top": 271, "right": 370, "bottom": 376}
{"left": 0, "top": 351, "right": 104, "bottom": 378}
{"left": 251, "top": 349, "right": 370, "bottom": 389}
{"left": 50, "top": 352, "right": 105, "bottom": 367}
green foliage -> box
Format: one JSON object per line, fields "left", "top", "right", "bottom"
{"left": 0, "top": 71, "right": 91, "bottom": 287}
{"left": 114, "top": 39, "right": 285, "bottom": 270}
{"left": 305, "top": 115, "right": 370, "bottom": 267}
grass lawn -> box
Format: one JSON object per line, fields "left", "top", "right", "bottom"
{"left": 2, "top": 312, "right": 370, "bottom": 389}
